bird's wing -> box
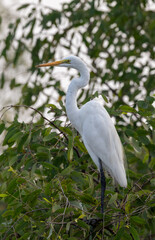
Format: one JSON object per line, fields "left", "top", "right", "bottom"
{"left": 80, "top": 100, "right": 127, "bottom": 187}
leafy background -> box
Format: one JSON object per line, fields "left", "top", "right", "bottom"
{"left": 0, "top": 0, "right": 155, "bottom": 239}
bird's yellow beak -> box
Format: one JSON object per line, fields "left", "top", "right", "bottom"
{"left": 36, "top": 59, "right": 70, "bottom": 68}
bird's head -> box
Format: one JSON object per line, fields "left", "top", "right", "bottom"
{"left": 36, "top": 55, "right": 86, "bottom": 71}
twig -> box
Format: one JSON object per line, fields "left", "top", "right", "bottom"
{"left": 0, "top": 104, "right": 81, "bottom": 158}
{"left": 122, "top": 171, "right": 155, "bottom": 208}
{"left": 58, "top": 179, "right": 69, "bottom": 205}
{"left": 2, "top": 208, "right": 49, "bottom": 240}
{"left": 56, "top": 179, "right": 70, "bottom": 238}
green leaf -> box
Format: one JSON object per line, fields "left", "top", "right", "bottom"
{"left": 131, "top": 137, "right": 141, "bottom": 152}
{"left": 47, "top": 225, "right": 53, "bottom": 239}
{"left": 0, "top": 123, "right": 5, "bottom": 134}
{"left": 36, "top": 152, "right": 49, "bottom": 160}
{"left": 67, "top": 135, "right": 73, "bottom": 161}
{"left": 3, "top": 128, "right": 18, "bottom": 145}
{"left": 102, "top": 93, "right": 109, "bottom": 103}
{"left": 10, "top": 78, "right": 21, "bottom": 89}
{"left": 59, "top": 126, "right": 72, "bottom": 135}
{"left": 7, "top": 179, "right": 17, "bottom": 194}
{"left": 108, "top": 193, "right": 118, "bottom": 205}
{"left": 0, "top": 73, "right": 5, "bottom": 88}
{"left": 0, "top": 194, "right": 8, "bottom": 197}
{"left": 79, "top": 193, "right": 96, "bottom": 205}
{"left": 2, "top": 210, "right": 13, "bottom": 217}
{"left": 87, "top": 174, "right": 94, "bottom": 194}
{"left": 129, "top": 226, "right": 140, "bottom": 240}
{"left": 74, "top": 136, "right": 87, "bottom": 153}
{"left": 119, "top": 105, "right": 137, "bottom": 113}
{"left": 17, "top": 4, "right": 30, "bottom": 10}
{"left": 46, "top": 103, "right": 57, "bottom": 109}
{"left": 61, "top": 165, "right": 73, "bottom": 176}
{"left": 68, "top": 238, "right": 78, "bottom": 240}
{"left": 66, "top": 222, "right": 71, "bottom": 232}
{"left": 138, "top": 100, "right": 148, "bottom": 109}
{"left": 77, "top": 219, "right": 89, "bottom": 230}
{"left": 138, "top": 135, "right": 150, "bottom": 145}
{"left": 115, "top": 227, "right": 125, "bottom": 239}
{"left": 42, "top": 162, "right": 58, "bottom": 171}
{"left": 43, "top": 132, "right": 57, "bottom": 142}
{"left": 131, "top": 216, "right": 146, "bottom": 225}
{"left": 17, "top": 133, "right": 29, "bottom": 151}
{"left": 146, "top": 96, "right": 154, "bottom": 104}
{"left": 71, "top": 171, "right": 85, "bottom": 185}
{"left": 8, "top": 132, "right": 23, "bottom": 143}
{"left": 9, "top": 156, "right": 18, "bottom": 166}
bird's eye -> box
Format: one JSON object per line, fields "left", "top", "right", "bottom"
{"left": 62, "top": 59, "right": 71, "bottom": 64}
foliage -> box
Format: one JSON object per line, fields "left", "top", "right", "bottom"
{"left": 0, "top": 0, "right": 155, "bottom": 239}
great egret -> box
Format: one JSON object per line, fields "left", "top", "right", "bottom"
{"left": 37, "top": 56, "right": 127, "bottom": 214}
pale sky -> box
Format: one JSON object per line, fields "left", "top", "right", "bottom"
{"left": 2, "top": 0, "right": 70, "bottom": 10}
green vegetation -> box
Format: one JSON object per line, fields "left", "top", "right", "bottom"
{"left": 0, "top": 0, "right": 154, "bottom": 239}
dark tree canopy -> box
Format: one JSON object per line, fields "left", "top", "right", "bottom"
{"left": 0, "top": 0, "right": 154, "bottom": 239}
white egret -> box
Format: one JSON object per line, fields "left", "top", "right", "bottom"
{"left": 37, "top": 56, "right": 127, "bottom": 213}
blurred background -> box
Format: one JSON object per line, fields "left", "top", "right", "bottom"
{"left": 0, "top": 0, "right": 155, "bottom": 239}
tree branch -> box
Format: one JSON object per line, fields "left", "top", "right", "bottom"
{"left": 0, "top": 104, "right": 81, "bottom": 158}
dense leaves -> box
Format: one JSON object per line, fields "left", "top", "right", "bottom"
{"left": 0, "top": 0, "right": 155, "bottom": 239}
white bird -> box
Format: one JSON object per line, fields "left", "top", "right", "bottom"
{"left": 37, "top": 56, "right": 127, "bottom": 213}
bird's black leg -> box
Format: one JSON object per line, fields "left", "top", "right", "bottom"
{"left": 99, "top": 158, "right": 106, "bottom": 214}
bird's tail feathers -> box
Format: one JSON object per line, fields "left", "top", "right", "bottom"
{"left": 113, "top": 163, "right": 127, "bottom": 188}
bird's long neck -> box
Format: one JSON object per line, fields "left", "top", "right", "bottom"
{"left": 66, "top": 65, "right": 90, "bottom": 132}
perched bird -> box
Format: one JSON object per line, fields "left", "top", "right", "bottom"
{"left": 37, "top": 55, "right": 127, "bottom": 213}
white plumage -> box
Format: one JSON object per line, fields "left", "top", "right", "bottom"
{"left": 80, "top": 100, "right": 127, "bottom": 187}
{"left": 37, "top": 55, "right": 127, "bottom": 212}
{"left": 64, "top": 56, "right": 127, "bottom": 188}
